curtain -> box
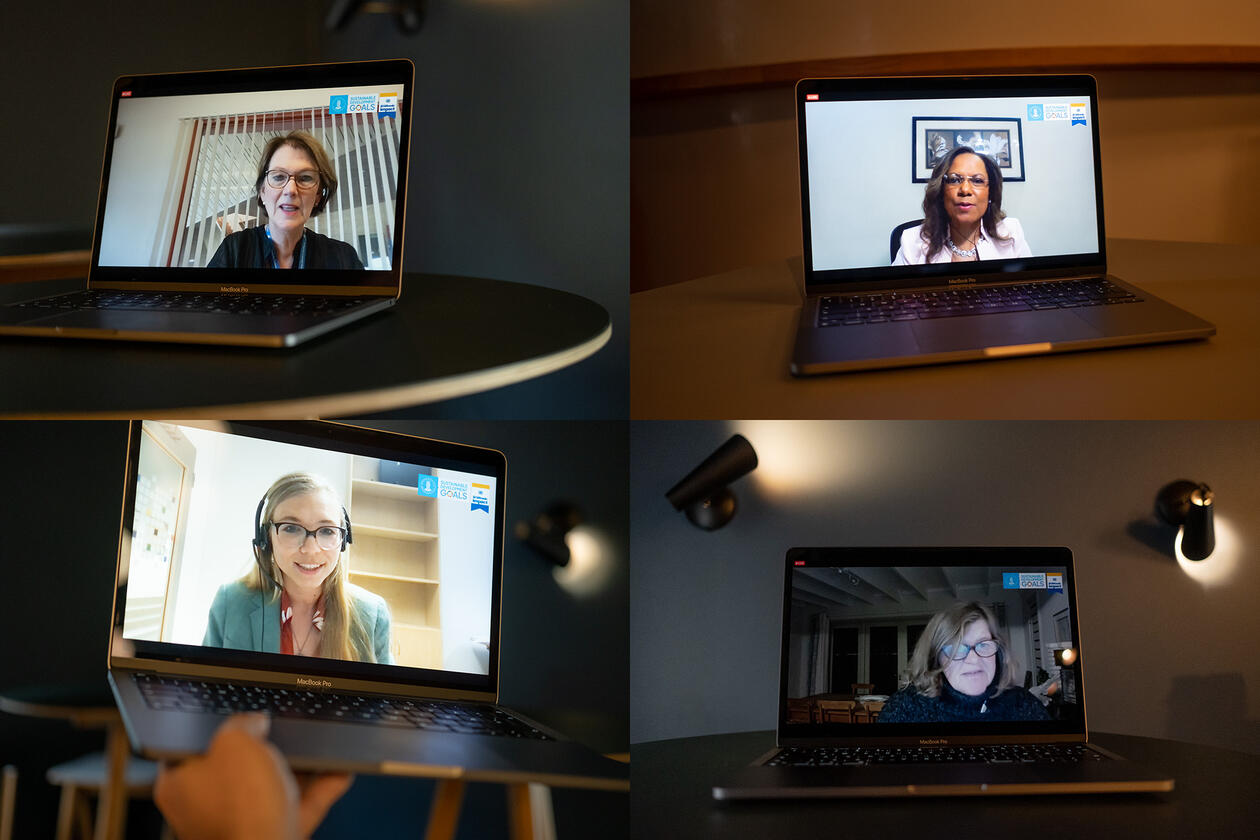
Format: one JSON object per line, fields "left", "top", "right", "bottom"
{"left": 807, "top": 612, "right": 831, "bottom": 696}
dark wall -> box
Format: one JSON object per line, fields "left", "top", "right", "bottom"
{"left": 2, "top": 1, "right": 627, "bottom": 418}
{"left": 631, "top": 421, "right": 1260, "bottom": 754}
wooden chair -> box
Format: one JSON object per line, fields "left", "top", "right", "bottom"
{"left": 851, "top": 683, "right": 875, "bottom": 696}
{"left": 786, "top": 698, "right": 812, "bottom": 723}
{"left": 1, "top": 765, "right": 16, "bottom": 840}
{"left": 865, "top": 701, "right": 885, "bottom": 723}
{"left": 814, "top": 700, "right": 855, "bottom": 724}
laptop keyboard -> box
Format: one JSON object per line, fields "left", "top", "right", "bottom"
{"left": 12, "top": 289, "right": 371, "bottom": 316}
{"left": 134, "top": 674, "right": 552, "bottom": 740}
{"left": 818, "top": 277, "right": 1141, "bottom": 327}
{"left": 767, "top": 743, "right": 1107, "bottom": 767}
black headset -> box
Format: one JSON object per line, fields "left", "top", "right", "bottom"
{"left": 251, "top": 491, "right": 353, "bottom": 590}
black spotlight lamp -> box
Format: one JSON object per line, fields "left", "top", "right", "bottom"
{"left": 1156, "top": 480, "right": 1215, "bottom": 561}
{"left": 515, "top": 503, "right": 582, "bottom": 567}
{"left": 665, "top": 434, "right": 758, "bottom": 531}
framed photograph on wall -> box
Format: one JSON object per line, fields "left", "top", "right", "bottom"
{"left": 912, "top": 116, "right": 1025, "bottom": 182}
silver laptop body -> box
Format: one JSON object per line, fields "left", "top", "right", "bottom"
{"left": 108, "top": 421, "right": 627, "bottom": 791}
{"left": 713, "top": 546, "right": 1172, "bottom": 798}
{"left": 791, "top": 75, "right": 1214, "bottom": 375}
{"left": 0, "top": 60, "right": 414, "bottom": 347}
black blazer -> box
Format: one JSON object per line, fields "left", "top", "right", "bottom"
{"left": 207, "top": 226, "right": 364, "bottom": 270}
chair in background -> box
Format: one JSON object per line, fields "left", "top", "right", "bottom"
{"left": 786, "top": 698, "right": 812, "bottom": 724}
{"left": 888, "top": 219, "right": 924, "bottom": 262}
{"left": 1, "top": 765, "right": 16, "bottom": 840}
{"left": 814, "top": 700, "right": 855, "bottom": 724}
{"left": 851, "top": 683, "right": 875, "bottom": 697}
{"left": 856, "top": 700, "right": 887, "bottom": 725}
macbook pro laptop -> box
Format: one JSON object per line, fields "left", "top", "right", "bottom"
{"left": 108, "top": 421, "right": 627, "bottom": 791}
{"left": 0, "top": 60, "right": 414, "bottom": 347}
{"left": 791, "top": 75, "right": 1214, "bottom": 374}
{"left": 713, "top": 547, "right": 1173, "bottom": 798}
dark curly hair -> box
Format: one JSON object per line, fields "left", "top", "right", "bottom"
{"left": 255, "top": 130, "right": 338, "bottom": 218}
{"left": 920, "top": 146, "right": 1010, "bottom": 261}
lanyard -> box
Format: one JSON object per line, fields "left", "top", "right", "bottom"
{"left": 264, "top": 227, "right": 306, "bottom": 269}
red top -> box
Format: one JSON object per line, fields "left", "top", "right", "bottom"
{"left": 279, "top": 589, "right": 325, "bottom": 656}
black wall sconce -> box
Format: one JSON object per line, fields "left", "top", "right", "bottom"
{"left": 1156, "top": 480, "right": 1215, "bottom": 561}
{"left": 515, "top": 503, "right": 583, "bottom": 567}
{"left": 665, "top": 434, "right": 758, "bottom": 531}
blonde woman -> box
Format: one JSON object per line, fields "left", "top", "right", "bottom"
{"left": 878, "top": 601, "right": 1046, "bottom": 723}
{"left": 204, "top": 473, "right": 392, "bottom": 663}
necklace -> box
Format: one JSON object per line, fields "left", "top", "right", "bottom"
{"left": 947, "top": 231, "right": 979, "bottom": 258}
{"left": 293, "top": 618, "right": 318, "bottom": 656}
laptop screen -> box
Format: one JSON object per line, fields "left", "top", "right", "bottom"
{"left": 92, "top": 61, "right": 412, "bottom": 290}
{"left": 780, "top": 548, "right": 1086, "bottom": 741}
{"left": 111, "top": 421, "right": 505, "bottom": 696}
{"left": 797, "top": 76, "right": 1105, "bottom": 288}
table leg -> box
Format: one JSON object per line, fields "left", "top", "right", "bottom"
{"left": 506, "top": 783, "right": 556, "bottom": 840}
{"left": 423, "top": 779, "right": 467, "bottom": 840}
{"left": 94, "top": 725, "right": 129, "bottom": 840}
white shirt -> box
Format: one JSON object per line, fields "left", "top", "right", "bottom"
{"left": 892, "top": 217, "right": 1032, "bottom": 265}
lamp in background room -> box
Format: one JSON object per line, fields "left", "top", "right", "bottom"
{"left": 1156, "top": 480, "right": 1216, "bottom": 561}
{"left": 665, "top": 434, "right": 758, "bottom": 530}
{"left": 515, "top": 503, "right": 583, "bottom": 567}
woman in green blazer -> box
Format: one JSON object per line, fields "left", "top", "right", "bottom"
{"left": 203, "top": 472, "right": 393, "bottom": 664}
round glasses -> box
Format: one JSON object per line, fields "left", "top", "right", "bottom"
{"left": 264, "top": 169, "right": 320, "bottom": 190}
{"left": 944, "top": 174, "right": 988, "bottom": 189}
{"left": 272, "top": 522, "right": 345, "bottom": 551}
{"left": 941, "top": 639, "right": 999, "bottom": 660}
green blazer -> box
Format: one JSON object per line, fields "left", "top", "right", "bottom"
{"left": 203, "top": 579, "right": 394, "bottom": 664}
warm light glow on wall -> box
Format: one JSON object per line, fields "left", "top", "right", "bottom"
{"left": 1175, "top": 514, "right": 1240, "bottom": 587}
{"left": 731, "top": 420, "right": 862, "bottom": 498}
{"left": 551, "top": 526, "right": 614, "bottom": 597}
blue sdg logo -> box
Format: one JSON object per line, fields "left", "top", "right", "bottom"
{"left": 329, "top": 95, "right": 349, "bottom": 114}
{"left": 1003, "top": 572, "right": 1021, "bottom": 589}
{"left": 417, "top": 475, "right": 438, "bottom": 498}
{"left": 1027, "top": 104, "right": 1043, "bottom": 121}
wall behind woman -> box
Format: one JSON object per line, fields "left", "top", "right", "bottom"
{"left": 630, "top": 421, "right": 1260, "bottom": 753}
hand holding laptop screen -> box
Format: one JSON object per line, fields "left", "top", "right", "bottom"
{"left": 121, "top": 422, "right": 497, "bottom": 680}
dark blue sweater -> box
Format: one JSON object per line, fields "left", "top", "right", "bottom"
{"left": 877, "top": 682, "right": 1049, "bottom": 723}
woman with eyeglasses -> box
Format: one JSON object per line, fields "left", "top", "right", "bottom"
{"left": 203, "top": 473, "right": 393, "bottom": 663}
{"left": 892, "top": 146, "right": 1032, "bottom": 265}
{"left": 877, "top": 601, "right": 1047, "bottom": 722}
{"left": 207, "top": 131, "right": 365, "bottom": 269}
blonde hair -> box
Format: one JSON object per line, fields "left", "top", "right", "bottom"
{"left": 245, "top": 472, "right": 376, "bottom": 663}
{"left": 908, "top": 602, "right": 1019, "bottom": 699}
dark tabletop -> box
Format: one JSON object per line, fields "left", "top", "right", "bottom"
{"left": 0, "top": 273, "right": 610, "bottom": 416}
{"left": 631, "top": 730, "right": 1260, "bottom": 839}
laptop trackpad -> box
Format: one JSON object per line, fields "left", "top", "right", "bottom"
{"left": 911, "top": 309, "right": 1099, "bottom": 353}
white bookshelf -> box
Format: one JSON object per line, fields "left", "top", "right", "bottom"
{"left": 347, "top": 477, "right": 441, "bottom": 668}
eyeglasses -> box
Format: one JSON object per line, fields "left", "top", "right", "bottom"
{"left": 944, "top": 174, "right": 988, "bottom": 189}
{"left": 264, "top": 169, "right": 320, "bottom": 190}
{"left": 272, "top": 522, "right": 345, "bottom": 551}
{"left": 941, "top": 639, "right": 1000, "bottom": 660}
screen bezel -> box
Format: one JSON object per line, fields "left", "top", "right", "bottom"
{"left": 778, "top": 546, "right": 1088, "bottom": 746}
{"left": 109, "top": 420, "right": 507, "bottom": 703}
{"left": 90, "top": 60, "right": 414, "bottom": 294}
{"left": 797, "top": 75, "right": 1106, "bottom": 294}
